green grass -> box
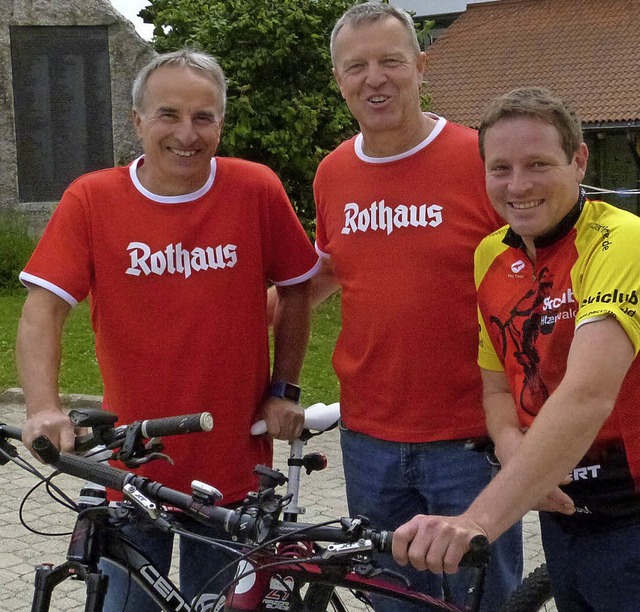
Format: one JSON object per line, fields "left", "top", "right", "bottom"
{"left": 301, "top": 293, "right": 341, "bottom": 404}
{"left": 0, "top": 290, "right": 341, "bottom": 404}
{"left": 0, "top": 289, "right": 103, "bottom": 395}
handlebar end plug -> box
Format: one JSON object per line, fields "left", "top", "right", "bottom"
{"left": 32, "top": 436, "right": 60, "bottom": 464}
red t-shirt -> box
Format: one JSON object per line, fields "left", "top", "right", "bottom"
{"left": 314, "top": 117, "right": 502, "bottom": 442}
{"left": 22, "top": 156, "right": 319, "bottom": 502}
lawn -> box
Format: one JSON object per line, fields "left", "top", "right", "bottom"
{"left": 0, "top": 290, "right": 341, "bottom": 404}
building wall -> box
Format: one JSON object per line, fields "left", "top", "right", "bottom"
{"left": 389, "top": 0, "right": 498, "bottom": 19}
{"left": 0, "top": 0, "right": 154, "bottom": 231}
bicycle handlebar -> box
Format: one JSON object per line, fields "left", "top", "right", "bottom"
{"left": 0, "top": 410, "right": 213, "bottom": 455}
{"left": 30, "top": 435, "right": 489, "bottom": 568}
{"left": 139, "top": 413, "right": 213, "bottom": 438}
{"left": 0, "top": 423, "right": 23, "bottom": 442}
{"left": 250, "top": 402, "right": 340, "bottom": 436}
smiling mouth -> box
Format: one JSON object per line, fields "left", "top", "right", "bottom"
{"left": 170, "top": 148, "right": 197, "bottom": 157}
{"left": 367, "top": 95, "right": 389, "bottom": 104}
{"left": 510, "top": 200, "right": 543, "bottom": 210}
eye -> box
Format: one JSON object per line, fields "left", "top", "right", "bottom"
{"left": 345, "top": 62, "right": 364, "bottom": 73}
{"left": 531, "top": 160, "right": 549, "bottom": 169}
{"left": 158, "top": 110, "right": 178, "bottom": 121}
{"left": 193, "top": 113, "right": 218, "bottom": 126}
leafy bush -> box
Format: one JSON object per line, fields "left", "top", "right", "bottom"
{"left": 0, "top": 211, "right": 37, "bottom": 290}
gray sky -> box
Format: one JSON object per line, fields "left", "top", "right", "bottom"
{"left": 109, "top": 0, "right": 153, "bottom": 40}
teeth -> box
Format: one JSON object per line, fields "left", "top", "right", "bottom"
{"left": 171, "top": 149, "right": 196, "bottom": 157}
{"left": 369, "top": 96, "right": 387, "bottom": 103}
{"left": 510, "top": 200, "right": 542, "bottom": 210}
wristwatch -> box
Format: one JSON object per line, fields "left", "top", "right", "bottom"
{"left": 270, "top": 381, "right": 301, "bottom": 403}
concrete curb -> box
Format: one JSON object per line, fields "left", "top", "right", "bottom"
{"left": 0, "top": 387, "right": 103, "bottom": 409}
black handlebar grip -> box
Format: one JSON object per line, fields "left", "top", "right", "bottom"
{"left": 32, "top": 436, "right": 128, "bottom": 491}
{"left": 375, "top": 529, "right": 393, "bottom": 554}
{"left": 460, "top": 534, "right": 490, "bottom": 568}
{"left": 140, "top": 412, "right": 213, "bottom": 438}
{"left": 0, "top": 423, "right": 23, "bottom": 442}
{"left": 374, "top": 530, "right": 488, "bottom": 567}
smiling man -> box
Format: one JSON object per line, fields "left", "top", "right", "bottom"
{"left": 17, "top": 48, "right": 319, "bottom": 611}
{"left": 393, "top": 87, "right": 640, "bottom": 612}
{"left": 303, "top": 3, "right": 523, "bottom": 611}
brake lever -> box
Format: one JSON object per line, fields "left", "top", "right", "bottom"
{"left": 120, "top": 451, "right": 174, "bottom": 468}
{"left": 322, "top": 540, "right": 374, "bottom": 559}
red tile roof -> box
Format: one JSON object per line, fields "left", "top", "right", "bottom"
{"left": 423, "top": 0, "right": 640, "bottom": 127}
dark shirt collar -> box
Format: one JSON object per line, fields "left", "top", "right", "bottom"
{"left": 503, "top": 188, "right": 587, "bottom": 250}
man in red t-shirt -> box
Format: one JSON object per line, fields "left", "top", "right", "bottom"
{"left": 17, "top": 49, "right": 319, "bottom": 611}
{"left": 305, "top": 3, "right": 522, "bottom": 611}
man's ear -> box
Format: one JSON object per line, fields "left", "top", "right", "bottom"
{"left": 132, "top": 109, "right": 143, "bottom": 137}
{"left": 332, "top": 67, "right": 346, "bottom": 99}
{"left": 417, "top": 51, "right": 427, "bottom": 79}
{"left": 574, "top": 142, "right": 589, "bottom": 182}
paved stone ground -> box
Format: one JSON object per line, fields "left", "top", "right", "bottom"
{"left": 0, "top": 397, "right": 547, "bottom": 611}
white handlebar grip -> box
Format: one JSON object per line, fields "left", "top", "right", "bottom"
{"left": 303, "top": 402, "right": 340, "bottom": 431}
{"left": 250, "top": 402, "right": 341, "bottom": 436}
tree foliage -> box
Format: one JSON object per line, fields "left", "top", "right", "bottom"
{"left": 140, "top": 0, "right": 357, "bottom": 232}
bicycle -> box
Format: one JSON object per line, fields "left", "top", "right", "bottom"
{"left": 0, "top": 404, "right": 552, "bottom": 612}
{"left": 501, "top": 564, "right": 554, "bottom": 612}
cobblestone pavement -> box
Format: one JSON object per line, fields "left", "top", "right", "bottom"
{"left": 0, "top": 397, "right": 547, "bottom": 611}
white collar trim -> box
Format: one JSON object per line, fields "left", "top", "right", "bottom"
{"left": 354, "top": 114, "right": 447, "bottom": 164}
{"left": 129, "top": 155, "right": 217, "bottom": 203}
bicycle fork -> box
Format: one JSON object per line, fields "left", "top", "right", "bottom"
{"left": 32, "top": 561, "right": 108, "bottom": 612}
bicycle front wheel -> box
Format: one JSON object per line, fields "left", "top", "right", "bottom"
{"left": 501, "top": 564, "right": 555, "bottom": 612}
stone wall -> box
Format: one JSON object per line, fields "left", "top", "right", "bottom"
{"left": 0, "top": 0, "right": 155, "bottom": 232}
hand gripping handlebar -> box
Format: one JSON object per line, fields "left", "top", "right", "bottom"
{"left": 251, "top": 402, "right": 340, "bottom": 435}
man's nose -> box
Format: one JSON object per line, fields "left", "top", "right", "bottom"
{"left": 364, "top": 63, "right": 388, "bottom": 88}
{"left": 173, "top": 117, "right": 198, "bottom": 144}
{"left": 508, "top": 169, "right": 534, "bottom": 195}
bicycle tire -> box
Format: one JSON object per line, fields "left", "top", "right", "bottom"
{"left": 500, "top": 564, "right": 554, "bottom": 612}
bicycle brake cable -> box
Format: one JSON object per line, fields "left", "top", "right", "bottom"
{"left": 191, "top": 518, "right": 342, "bottom": 607}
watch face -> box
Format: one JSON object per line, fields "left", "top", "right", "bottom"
{"left": 283, "top": 384, "right": 301, "bottom": 402}
{"left": 271, "top": 382, "right": 301, "bottom": 403}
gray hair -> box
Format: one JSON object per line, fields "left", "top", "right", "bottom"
{"left": 330, "top": 2, "right": 420, "bottom": 65}
{"left": 478, "top": 87, "right": 584, "bottom": 163}
{"left": 132, "top": 48, "right": 227, "bottom": 118}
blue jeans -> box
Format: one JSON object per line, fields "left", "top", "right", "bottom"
{"left": 99, "top": 515, "right": 236, "bottom": 611}
{"left": 340, "top": 424, "right": 523, "bottom": 612}
{"left": 539, "top": 512, "right": 640, "bottom": 611}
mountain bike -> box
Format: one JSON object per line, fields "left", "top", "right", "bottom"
{"left": 501, "top": 564, "right": 554, "bottom": 612}
{"left": 0, "top": 405, "right": 551, "bottom": 612}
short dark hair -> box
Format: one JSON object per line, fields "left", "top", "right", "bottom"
{"left": 132, "top": 48, "right": 227, "bottom": 118}
{"left": 478, "top": 87, "right": 583, "bottom": 163}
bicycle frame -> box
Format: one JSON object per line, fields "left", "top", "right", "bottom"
{"left": 32, "top": 516, "right": 193, "bottom": 612}
{"left": 31, "top": 514, "right": 473, "bottom": 612}
{"left": 0, "top": 405, "right": 486, "bottom": 612}
{"left": 223, "top": 543, "right": 475, "bottom": 612}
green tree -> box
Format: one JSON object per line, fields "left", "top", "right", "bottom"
{"left": 140, "top": 0, "right": 357, "bottom": 233}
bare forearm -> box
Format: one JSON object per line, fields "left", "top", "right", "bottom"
{"left": 271, "top": 281, "right": 312, "bottom": 383}
{"left": 469, "top": 389, "right": 610, "bottom": 540}
{"left": 481, "top": 369, "right": 524, "bottom": 465}
{"left": 16, "top": 296, "right": 69, "bottom": 416}
{"left": 16, "top": 288, "right": 76, "bottom": 456}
